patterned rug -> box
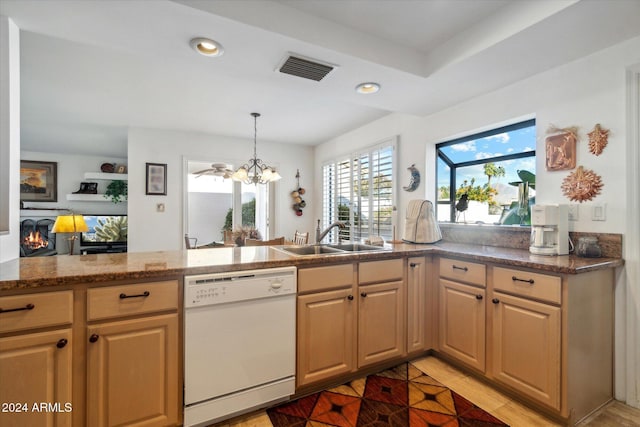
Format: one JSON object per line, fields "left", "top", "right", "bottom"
{"left": 267, "top": 362, "right": 509, "bottom": 426}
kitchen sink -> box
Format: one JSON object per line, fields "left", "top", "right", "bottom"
{"left": 277, "top": 245, "right": 346, "bottom": 256}
{"left": 327, "top": 243, "right": 386, "bottom": 252}
{"left": 276, "top": 243, "right": 388, "bottom": 257}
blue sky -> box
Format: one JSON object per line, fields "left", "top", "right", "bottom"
{"left": 437, "top": 125, "right": 536, "bottom": 195}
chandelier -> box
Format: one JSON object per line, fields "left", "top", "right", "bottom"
{"left": 231, "top": 113, "right": 282, "bottom": 184}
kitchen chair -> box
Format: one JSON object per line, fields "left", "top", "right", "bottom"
{"left": 245, "top": 237, "right": 285, "bottom": 246}
{"left": 293, "top": 231, "right": 309, "bottom": 245}
{"left": 184, "top": 234, "right": 197, "bottom": 249}
{"left": 223, "top": 230, "right": 234, "bottom": 246}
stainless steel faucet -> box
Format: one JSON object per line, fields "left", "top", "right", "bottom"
{"left": 315, "top": 219, "right": 348, "bottom": 244}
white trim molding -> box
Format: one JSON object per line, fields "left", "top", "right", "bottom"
{"left": 623, "top": 64, "right": 640, "bottom": 408}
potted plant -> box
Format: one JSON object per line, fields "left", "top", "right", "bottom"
{"left": 104, "top": 180, "right": 127, "bottom": 204}
{"left": 231, "top": 226, "right": 261, "bottom": 246}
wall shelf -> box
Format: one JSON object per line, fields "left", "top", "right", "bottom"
{"left": 66, "top": 194, "right": 126, "bottom": 202}
{"left": 84, "top": 172, "right": 128, "bottom": 181}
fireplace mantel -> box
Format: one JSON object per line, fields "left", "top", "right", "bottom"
{"left": 20, "top": 209, "right": 67, "bottom": 217}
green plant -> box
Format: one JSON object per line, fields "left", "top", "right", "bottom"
{"left": 455, "top": 178, "right": 498, "bottom": 204}
{"left": 104, "top": 180, "right": 127, "bottom": 204}
{"left": 222, "top": 198, "right": 256, "bottom": 233}
{"left": 95, "top": 216, "right": 128, "bottom": 241}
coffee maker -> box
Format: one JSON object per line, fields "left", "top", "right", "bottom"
{"left": 530, "top": 204, "right": 569, "bottom": 255}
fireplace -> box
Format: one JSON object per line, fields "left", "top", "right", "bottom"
{"left": 20, "top": 219, "right": 58, "bottom": 257}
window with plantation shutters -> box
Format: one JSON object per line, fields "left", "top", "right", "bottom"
{"left": 322, "top": 137, "right": 396, "bottom": 243}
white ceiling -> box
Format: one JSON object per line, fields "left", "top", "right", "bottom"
{"left": 2, "top": 0, "right": 640, "bottom": 157}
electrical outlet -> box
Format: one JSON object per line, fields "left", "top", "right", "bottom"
{"left": 568, "top": 204, "right": 579, "bottom": 221}
{"left": 591, "top": 203, "right": 606, "bottom": 221}
{"left": 156, "top": 203, "right": 165, "bottom": 213}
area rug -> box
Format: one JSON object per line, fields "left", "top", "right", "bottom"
{"left": 267, "top": 362, "right": 509, "bottom": 426}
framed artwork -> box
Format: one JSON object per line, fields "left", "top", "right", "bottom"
{"left": 145, "top": 163, "right": 167, "bottom": 195}
{"left": 545, "top": 132, "right": 576, "bottom": 171}
{"left": 20, "top": 160, "right": 58, "bottom": 202}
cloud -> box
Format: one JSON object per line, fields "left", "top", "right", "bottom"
{"left": 451, "top": 141, "right": 476, "bottom": 152}
{"left": 483, "top": 132, "right": 510, "bottom": 144}
{"left": 475, "top": 151, "right": 502, "bottom": 160}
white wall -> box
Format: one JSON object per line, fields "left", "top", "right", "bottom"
{"left": 127, "top": 127, "right": 314, "bottom": 253}
{"left": 314, "top": 35, "right": 640, "bottom": 405}
{"left": 188, "top": 192, "right": 231, "bottom": 245}
{"left": 0, "top": 16, "right": 20, "bottom": 262}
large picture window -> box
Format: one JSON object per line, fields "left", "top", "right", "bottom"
{"left": 436, "top": 119, "right": 536, "bottom": 224}
{"left": 322, "top": 138, "right": 396, "bottom": 243}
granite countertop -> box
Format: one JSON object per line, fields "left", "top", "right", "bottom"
{"left": 0, "top": 242, "right": 624, "bottom": 292}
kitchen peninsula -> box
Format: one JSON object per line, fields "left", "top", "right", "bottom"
{"left": 0, "top": 239, "right": 623, "bottom": 426}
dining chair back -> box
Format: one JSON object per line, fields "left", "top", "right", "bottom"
{"left": 184, "top": 234, "right": 197, "bottom": 249}
{"left": 245, "top": 237, "right": 285, "bottom": 246}
{"left": 293, "top": 231, "right": 309, "bottom": 245}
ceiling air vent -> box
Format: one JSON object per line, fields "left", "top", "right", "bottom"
{"left": 278, "top": 54, "right": 335, "bottom": 82}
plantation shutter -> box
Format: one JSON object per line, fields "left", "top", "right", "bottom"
{"left": 322, "top": 137, "right": 396, "bottom": 243}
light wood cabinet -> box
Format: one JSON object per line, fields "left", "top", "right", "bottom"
{"left": 296, "top": 287, "right": 356, "bottom": 387}
{"left": 358, "top": 280, "right": 404, "bottom": 367}
{"left": 297, "top": 259, "right": 406, "bottom": 389}
{"left": 490, "top": 291, "right": 561, "bottom": 410}
{"left": 487, "top": 266, "right": 613, "bottom": 424}
{"left": 437, "top": 258, "right": 486, "bottom": 372}
{"left": 0, "top": 329, "right": 73, "bottom": 427}
{"left": 85, "top": 280, "right": 180, "bottom": 427}
{"left": 357, "top": 259, "right": 405, "bottom": 368}
{"left": 0, "top": 290, "right": 74, "bottom": 427}
{"left": 86, "top": 313, "right": 179, "bottom": 427}
{"left": 407, "top": 256, "right": 429, "bottom": 354}
{"left": 438, "top": 279, "right": 486, "bottom": 372}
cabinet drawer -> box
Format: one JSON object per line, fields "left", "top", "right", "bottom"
{"left": 298, "top": 264, "right": 354, "bottom": 293}
{"left": 439, "top": 258, "right": 486, "bottom": 287}
{"left": 87, "top": 280, "right": 178, "bottom": 321}
{"left": 359, "top": 259, "right": 403, "bottom": 284}
{"left": 493, "top": 267, "right": 561, "bottom": 304}
{"left": 0, "top": 290, "right": 73, "bottom": 334}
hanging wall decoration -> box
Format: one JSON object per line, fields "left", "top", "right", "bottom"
{"left": 403, "top": 164, "right": 420, "bottom": 192}
{"left": 587, "top": 123, "right": 609, "bottom": 156}
{"left": 545, "top": 124, "right": 578, "bottom": 171}
{"left": 561, "top": 166, "right": 603, "bottom": 202}
{"left": 291, "top": 169, "right": 306, "bottom": 216}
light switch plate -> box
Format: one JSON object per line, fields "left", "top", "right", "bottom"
{"left": 568, "top": 205, "right": 579, "bottom": 221}
{"left": 156, "top": 203, "right": 165, "bottom": 213}
{"left": 591, "top": 203, "right": 606, "bottom": 221}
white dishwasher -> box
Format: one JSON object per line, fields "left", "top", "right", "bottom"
{"left": 183, "top": 266, "right": 297, "bottom": 427}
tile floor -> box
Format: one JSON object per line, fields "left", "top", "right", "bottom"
{"left": 212, "top": 355, "right": 640, "bottom": 427}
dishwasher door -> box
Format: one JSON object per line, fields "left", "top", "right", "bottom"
{"left": 184, "top": 267, "right": 296, "bottom": 408}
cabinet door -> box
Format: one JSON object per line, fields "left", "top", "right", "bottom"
{"left": 297, "top": 288, "right": 356, "bottom": 387}
{"left": 491, "top": 292, "right": 561, "bottom": 410}
{"left": 0, "top": 329, "right": 72, "bottom": 427}
{"left": 358, "top": 280, "right": 405, "bottom": 367}
{"left": 86, "top": 314, "right": 179, "bottom": 427}
{"left": 439, "top": 279, "right": 486, "bottom": 372}
{"left": 407, "top": 257, "right": 427, "bottom": 354}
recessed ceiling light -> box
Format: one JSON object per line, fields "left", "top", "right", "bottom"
{"left": 190, "top": 37, "right": 224, "bottom": 57}
{"left": 356, "top": 82, "right": 380, "bottom": 94}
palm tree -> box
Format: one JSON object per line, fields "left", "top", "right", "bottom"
{"left": 484, "top": 162, "right": 505, "bottom": 187}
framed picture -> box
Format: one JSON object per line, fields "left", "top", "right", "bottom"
{"left": 146, "top": 163, "right": 167, "bottom": 195}
{"left": 116, "top": 164, "right": 127, "bottom": 174}
{"left": 545, "top": 132, "right": 576, "bottom": 171}
{"left": 20, "top": 160, "right": 58, "bottom": 202}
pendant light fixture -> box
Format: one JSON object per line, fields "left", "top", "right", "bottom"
{"left": 232, "top": 113, "right": 282, "bottom": 185}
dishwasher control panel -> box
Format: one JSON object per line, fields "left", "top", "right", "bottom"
{"left": 184, "top": 266, "right": 297, "bottom": 308}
